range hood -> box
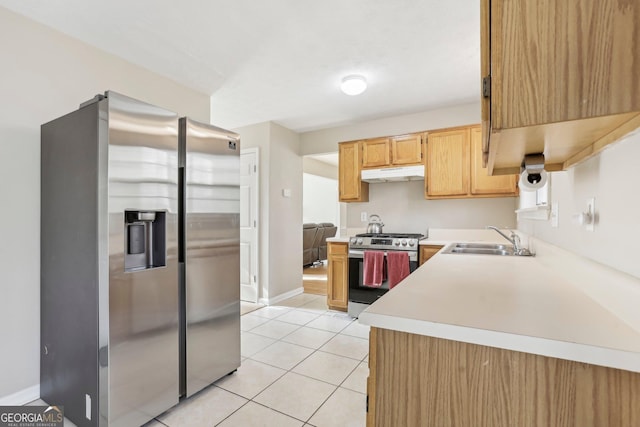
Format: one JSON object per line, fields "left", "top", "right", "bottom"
{"left": 361, "top": 165, "right": 425, "bottom": 183}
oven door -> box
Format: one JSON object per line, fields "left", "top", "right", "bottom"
{"left": 347, "top": 249, "right": 418, "bottom": 305}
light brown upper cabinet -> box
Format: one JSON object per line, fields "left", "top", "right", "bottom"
{"left": 390, "top": 134, "right": 424, "bottom": 166}
{"left": 339, "top": 141, "right": 369, "bottom": 202}
{"left": 362, "top": 134, "right": 423, "bottom": 169}
{"left": 426, "top": 125, "right": 518, "bottom": 199}
{"left": 426, "top": 128, "right": 469, "bottom": 198}
{"left": 470, "top": 127, "right": 518, "bottom": 195}
{"left": 362, "top": 137, "right": 391, "bottom": 168}
{"left": 482, "top": 0, "right": 640, "bottom": 175}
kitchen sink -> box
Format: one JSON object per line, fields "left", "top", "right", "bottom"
{"left": 450, "top": 243, "right": 510, "bottom": 250}
{"left": 441, "top": 242, "right": 516, "bottom": 256}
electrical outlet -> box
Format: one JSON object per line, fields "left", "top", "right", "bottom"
{"left": 551, "top": 202, "right": 559, "bottom": 228}
{"left": 361, "top": 212, "right": 368, "bottom": 222}
{"left": 586, "top": 197, "right": 595, "bottom": 232}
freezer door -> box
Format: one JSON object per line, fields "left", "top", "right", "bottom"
{"left": 106, "top": 92, "right": 180, "bottom": 427}
{"left": 181, "top": 118, "right": 241, "bottom": 397}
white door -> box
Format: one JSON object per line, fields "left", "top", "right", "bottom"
{"left": 240, "top": 148, "right": 259, "bottom": 302}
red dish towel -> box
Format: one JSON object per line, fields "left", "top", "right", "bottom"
{"left": 387, "top": 251, "right": 410, "bottom": 289}
{"left": 363, "top": 251, "right": 385, "bottom": 288}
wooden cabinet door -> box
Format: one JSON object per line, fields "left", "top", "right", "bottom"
{"left": 419, "top": 245, "right": 443, "bottom": 266}
{"left": 362, "top": 138, "right": 391, "bottom": 168}
{"left": 339, "top": 141, "right": 368, "bottom": 202}
{"left": 491, "top": 0, "right": 640, "bottom": 130}
{"left": 482, "top": 0, "right": 640, "bottom": 174}
{"left": 391, "top": 134, "right": 423, "bottom": 166}
{"left": 469, "top": 127, "right": 517, "bottom": 195}
{"left": 426, "top": 129, "right": 469, "bottom": 197}
{"left": 327, "top": 242, "right": 348, "bottom": 311}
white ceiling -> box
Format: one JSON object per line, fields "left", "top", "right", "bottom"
{"left": 0, "top": 0, "right": 480, "bottom": 132}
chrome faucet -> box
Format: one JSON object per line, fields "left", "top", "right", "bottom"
{"left": 486, "top": 226, "right": 531, "bottom": 256}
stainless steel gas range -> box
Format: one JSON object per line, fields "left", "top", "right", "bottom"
{"left": 347, "top": 233, "right": 424, "bottom": 317}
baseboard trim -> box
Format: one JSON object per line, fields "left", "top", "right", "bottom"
{"left": 0, "top": 384, "right": 40, "bottom": 406}
{"left": 259, "top": 287, "right": 303, "bottom": 306}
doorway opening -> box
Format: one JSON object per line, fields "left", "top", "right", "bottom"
{"left": 302, "top": 153, "right": 341, "bottom": 296}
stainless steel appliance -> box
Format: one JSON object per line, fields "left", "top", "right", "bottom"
{"left": 40, "top": 92, "right": 240, "bottom": 427}
{"left": 179, "top": 118, "right": 241, "bottom": 397}
{"left": 347, "top": 233, "right": 423, "bottom": 318}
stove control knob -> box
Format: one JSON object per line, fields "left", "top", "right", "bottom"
{"left": 350, "top": 237, "right": 357, "bottom": 245}
{"left": 401, "top": 239, "right": 408, "bottom": 246}
{"left": 357, "top": 238, "right": 364, "bottom": 245}
{"left": 408, "top": 239, "right": 416, "bottom": 247}
{"left": 394, "top": 240, "right": 400, "bottom": 246}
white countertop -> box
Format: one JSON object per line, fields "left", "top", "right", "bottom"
{"left": 326, "top": 236, "right": 349, "bottom": 243}
{"left": 358, "top": 230, "right": 640, "bottom": 373}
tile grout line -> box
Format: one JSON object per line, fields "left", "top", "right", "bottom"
{"left": 243, "top": 311, "right": 353, "bottom": 421}
{"left": 212, "top": 397, "right": 253, "bottom": 426}
{"left": 258, "top": 309, "right": 365, "bottom": 422}
{"left": 303, "top": 358, "right": 368, "bottom": 423}
{"left": 235, "top": 296, "right": 367, "bottom": 425}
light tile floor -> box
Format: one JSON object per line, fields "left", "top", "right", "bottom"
{"left": 29, "top": 293, "right": 368, "bottom": 427}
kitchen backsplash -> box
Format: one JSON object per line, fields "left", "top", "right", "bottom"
{"left": 519, "top": 129, "right": 640, "bottom": 280}
{"left": 345, "top": 181, "right": 517, "bottom": 234}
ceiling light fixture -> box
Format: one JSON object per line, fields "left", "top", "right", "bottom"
{"left": 340, "top": 75, "right": 367, "bottom": 96}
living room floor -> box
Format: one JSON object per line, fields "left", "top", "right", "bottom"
{"left": 30, "top": 293, "right": 368, "bottom": 427}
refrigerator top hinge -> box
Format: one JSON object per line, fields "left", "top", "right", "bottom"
{"left": 79, "top": 94, "right": 106, "bottom": 109}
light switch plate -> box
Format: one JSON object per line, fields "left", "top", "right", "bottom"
{"left": 361, "top": 212, "right": 367, "bottom": 222}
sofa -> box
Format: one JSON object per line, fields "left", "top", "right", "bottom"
{"left": 317, "top": 222, "right": 337, "bottom": 261}
{"left": 303, "top": 222, "right": 337, "bottom": 267}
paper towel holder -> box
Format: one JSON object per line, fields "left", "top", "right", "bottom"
{"left": 521, "top": 153, "right": 545, "bottom": 182}
{"left": 519, "top": 153, "right": 548, "bottom": 190}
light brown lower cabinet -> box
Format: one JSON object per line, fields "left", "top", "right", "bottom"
{"left": 419, "top": 245, "right": 443, "bottom": 266}
{"left": 367, "top": 327, "right": 640, "bottom": 427}
{"left": 327, "top": 242, "right": 348, "bottom": 311}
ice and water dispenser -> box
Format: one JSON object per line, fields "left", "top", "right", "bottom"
{"left": 124, "top": 210, "right": 167, "bottom": 271}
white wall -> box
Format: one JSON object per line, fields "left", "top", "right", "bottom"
{"left": 519, "top": 130, "right": 640, "bottom": 279}
{"left": 303, "top": 157, "right": 338, "bottom": 180}
{"left": 300, "top": 101, "right": 480, "bottom": 155}
{"left": 234, "top": 122, "right": 303, "bottom": 303}
{"left": 303, "top": 173, "right": 339, "bottom": 226}
{"left": 268, "top": 123, "right": 303, "bottom": 299}
{"left": 299, "top": 101, "right": 516, "bottom": 233}
{"left": 0, "top": 7, "right": 211, "bottom": 401}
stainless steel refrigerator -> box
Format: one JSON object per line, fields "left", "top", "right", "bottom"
{"left": 178, "top": 117, "right": 241, "bottom": 398}
{"left": 40, "top": 91, "right": 240, "bottom": 427}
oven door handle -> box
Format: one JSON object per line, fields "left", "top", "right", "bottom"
{"left": 348, "top": 250, "right": 366, "bottom": 259}
{"left": 348, "top": 250, "right": 418, "bottom": 262}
